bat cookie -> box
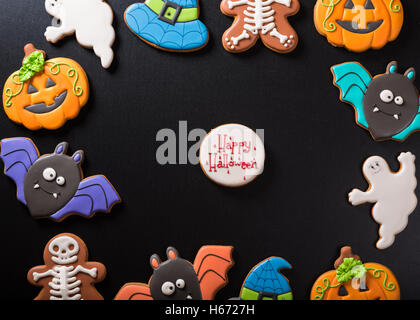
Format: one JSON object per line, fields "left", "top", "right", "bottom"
{"left": 349, "top": 152, "right": 417, "bottom": 249}
{"left": 231, "top": 257, "right": 293, "bottom": 300}
{"left": 332, "top": 61, "right": 420, "bottom": 141}
{"left": 124, "top": 0, "right": 209, "bottom": 52}
{"left": 28, "top": 233, "right": 106, "bottom": 300}
{"left": 220, "top": 0, "right": 300, "bottom": 53}
{"left": 114, "top": 246, "right": 234, "bottom": 300}
{"left": 314, "top": 0, "right": 404, "bottom": 52}
{"left": 3, "top": 44, "right": 89, "bottom": 130}
{"left": 199, "top": 124, "right": 265, "bottom": 187}
{"left": 44, "top": 0, "right": 115, "bottom": 68}
{"left": 0, "top": 137, "right": 121, "bottom": 221}
{"left": 311, "top": 246, "right": 400, "bottom": 300}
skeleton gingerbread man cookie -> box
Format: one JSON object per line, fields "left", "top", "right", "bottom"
{"left": 44, "top": 0, "right": 115, "bottom": 69}
{"left": 349, "top": 152, "right": 417, "bottom": 249}
{"left": 220, "top": 0, "right": 300, "bottom": 53}
{"left": 28, "top": 233, "right": 106, "bottom": 300}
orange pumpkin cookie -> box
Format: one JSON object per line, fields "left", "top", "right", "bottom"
{"left": 314, "top": 0, "right": 404, "bottom": 52}
{"left": 3, "top": 44, "right": 89, "bottom": 130}
{"left": 310, "top": 246, "right": 400, "bottom": 300}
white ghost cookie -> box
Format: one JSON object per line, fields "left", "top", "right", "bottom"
{"left": 349, "top": 152, "right": 417, "bottom": 250}
{"left": 44, "top": 0, "right": 115, "bottom": 69}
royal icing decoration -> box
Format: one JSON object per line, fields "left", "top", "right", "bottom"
{"left": 44, "top": 0, "right": 115, "bottom": 68}
{"left": 231, "top": 257, "right": 293, "bottom": 300}
{"left": 349, "top": 152, "right": 417, "bottom": 249}
{"left": 2, "top": 44, "right": 89, "bottom": 130}
{"left": 0, "top": 138, "right": 121, "bottom": 221}
{"left": 114, "top": 246, "right": 234, "bottom": 300}
{"left": 124, "top": 0, "right": 209, "bottom": 52}
{"left": 314, "top": 0, "right": 404, "bottom": 52}
{"left": 311, "top": 246, "right": 400, "bottom": 300}
{"left": 220, "top": 0, "right": 300, "bottom": 53}
{"left": 28, "top": 233, "right": 106, "bottom": 300}
{"left": 332, "top": 61, "right": 420, "bottom": 141}
{"left": 199, "top": 124, "right": 265, "bottom": 187}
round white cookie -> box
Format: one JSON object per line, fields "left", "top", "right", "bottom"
{"left": 199, "top": 124, "right": 265, "bottom": 187}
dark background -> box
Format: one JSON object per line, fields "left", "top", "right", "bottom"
{"left": 0, "top": 0, "right": 419, "bottom": 300}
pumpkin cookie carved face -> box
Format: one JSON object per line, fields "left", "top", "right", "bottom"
{"left": 310, "top": 246, "right": 400, "bottom": 300}
{"left": 314, "top": 0, "right": 404, "bottom": 52}
{"left": 3, "top": 44, "right": 89, "bottom": 130}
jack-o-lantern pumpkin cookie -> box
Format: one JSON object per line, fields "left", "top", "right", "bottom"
{"left": 314, "top": 0, "right": 404, "bottom": 52}
{"left": 221, "top": 0, "right": 300, "bottom": 53}
{"left": 3, "top": 44, "right": 89, "bottom": 130}
{"left": 311, "top": 246, "right": 400, "bottom": 300}
{"left": 0, "top": 137, "right": 121, "bottom": 221}
{"left": 28, "top": 233, "right": 106, "bottom": 300}
{"left": 231, "top": 257, "right": 293, "bottom": 300}
{"left": 114, "top": 246, "right": 234, "bottom": 300}
{"left": 331, "top": 61, "right": 420, "bottom": 141}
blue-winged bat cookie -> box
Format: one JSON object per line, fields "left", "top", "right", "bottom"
{"left": 331, "top": 61, "right": 420, "bottom": 141}
{"left": 0, "top": 137, "right": 121, "bottom": 221}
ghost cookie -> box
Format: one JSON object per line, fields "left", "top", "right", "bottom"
{"left": 28, "top": 233, "right": 106, "bottom": 300}
{"left": 44, "top": 0, "right": 115, "bottom": 68}
{"left": 231, "top": 257, "right": 293, "bottom": 300}
{"left": 0, "top": 137, "right": 121, "bottom": 221}
{"left": 220, "top": 0, "right": 300, "bottom": 53}
{"left": 114, "top": 246, "right": 234, "bottom": 300}
{"left": 332, "top": 61, "right": 420, "bottom": 141}
{"left": 3, "top": 44, "right": 89, "bottom": 130}
{"left": 199, "top": 124, "right": 265, "bottom": 187}
{"left": 124, "top": 0, "right": 209, "bottom": 52}
{"left": 314, "top": 0, "right": 404, "bottom": 52}
{"left": 349, "top": 152, "right": 417, "bottom": 249}
{"left": 311, "top": 246, "right": 400, "bottom": 300}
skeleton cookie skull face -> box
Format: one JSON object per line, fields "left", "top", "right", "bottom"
{"left": 45, "top": 0, "right": 63, "bottom": 18}
{"left": 48, "top": 235, "right": 80, "bottom": 264}
{"left": 363, "top": 62, "right": 419, "bottom": 140}
{"left": 23, "top": 142, "right": 83, "bottom": 219}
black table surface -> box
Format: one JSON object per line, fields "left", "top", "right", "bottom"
{"left": 0, "top": 0, "right": 419, "bottom": 300}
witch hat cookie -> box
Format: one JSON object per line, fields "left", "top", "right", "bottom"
{"left": 124, "top": 0, "right": 209, "bottom": 52}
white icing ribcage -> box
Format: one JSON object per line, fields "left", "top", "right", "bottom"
{"left": 228, "top": 0, "right": 291, "bottom": 34}
{"left": 33, "top": 265, "right": 97, "bottom": 300}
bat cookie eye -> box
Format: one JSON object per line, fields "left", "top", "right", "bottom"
{"left": 56, "top": 176, "right": 66, "bottom": 186}
{"left": 394, "top": 96, "right": 404, "bottom": 105}
{"left": 176, "top": 279, "right": 185, "bottom": 289}
{"left": 380, "top": 90, "right": 394, "bottom": 103}
{"left": 43, "top": 168, "right": 56, "bottom": 181}
{"left": 161, "top": 281, "right": 176, "bottom": 296}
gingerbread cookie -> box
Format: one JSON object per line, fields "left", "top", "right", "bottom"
{"left": 44, "top": 0, "right": 115, "bottom": 68}
{"left": 3, "top": 44, "right": 89, "bottom": 130}
{"left": 0, "top": 137, "right": 121, "bottom": 221}
{"left": 221, "top": 0, "right": 300, "bottom": 53}
{"left": 332, "top": 61, "right": 420, "bottom": 141}
{"left": 199, "top": 124, "right": 265, "bottom": 187}
{"left": 349, "top": 152, "right": 417, "bottom": 249}
{"left": 314, "top": 0, "right": 404, "bottom": 52}
{"left": 232, "top": 257, "right": 293, "bottom": 300}
{"left": 28, "top": 233, "right": 106, "bottom": 300}
{"left": 311, "top": 246, "right": 400, "bottom": 300}
{"left": 124, "top": 0, "right": 209, "bottom": 52}
{"left": 114, "top": 246, "right": 234, "bottom": 300}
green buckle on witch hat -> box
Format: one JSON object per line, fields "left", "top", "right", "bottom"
{"left": 145, "top": 0, "right": 198, "bottom": 25}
